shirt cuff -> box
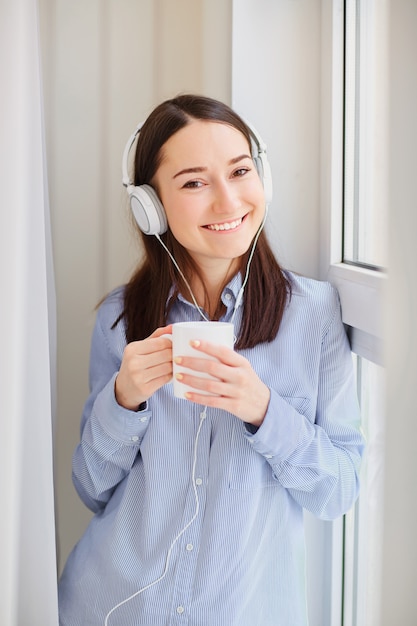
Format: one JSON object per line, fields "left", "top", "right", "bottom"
{"left": 93, "top": 373, "right": 152, "bottom": 443}
{"left": 244, "top": 389, "right": 312, "bottom": 462}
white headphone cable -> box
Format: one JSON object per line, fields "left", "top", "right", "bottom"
{"left": 155, "top": 204, "right": 267, "bottom": 325}
{"left": 155, "top": 233, "right": 210, "bottom": 322}
{"left": 104, "top": 407, "right": 208, "bottom": 625}
{"left": 231, "top": 205, "right": 268, "bottom": 321}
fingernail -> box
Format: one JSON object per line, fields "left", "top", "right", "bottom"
{"left": 174, "top": 357, "right": 182, "bottom": 364}
{"left": 191, "top": 340, "right": 200, "bottom": 347}
{"left": 175, "top": 373, "right": 184, "bottom": 381}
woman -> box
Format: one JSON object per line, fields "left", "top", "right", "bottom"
{"left": 58, "top": 94, "right": 364, "bottom": 625}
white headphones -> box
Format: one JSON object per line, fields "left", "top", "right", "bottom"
{"left": 122, "top": 120, "right": 272, "bottom": 236}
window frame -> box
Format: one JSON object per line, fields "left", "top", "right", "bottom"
{"left": 320, "top": 2, "right": 386, "bottom": 624}
{"left": 320, "top": 0, "right": 386, "bottom": 368}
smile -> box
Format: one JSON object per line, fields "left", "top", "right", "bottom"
{"left": 204, "top": 216, "right": 244, "bottom": 232}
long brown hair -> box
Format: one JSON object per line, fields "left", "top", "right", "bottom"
{"left": 117, "top": 94, "right": 291, "bottom": 349}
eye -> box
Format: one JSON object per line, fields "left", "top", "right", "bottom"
{"left": 232, "top": 167, "right": 250, "bottom": 178}
{"left": 182, "top": 180, "right": 204, "bottom": 189}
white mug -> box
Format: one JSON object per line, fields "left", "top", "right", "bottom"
{"left": 165, "top": 321, "right": 234, "bottom": 399}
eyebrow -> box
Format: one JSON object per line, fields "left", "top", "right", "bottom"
{"left": 172, "top": 153, "right": 252, "bottom": 179}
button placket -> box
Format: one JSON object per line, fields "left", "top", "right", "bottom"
{"left": 170, "top": 409, "right": 211, "bottom": 624}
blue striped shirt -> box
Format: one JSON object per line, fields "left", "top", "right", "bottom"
{"left": 58, "top": 271, "right": 364, "bottom": 626}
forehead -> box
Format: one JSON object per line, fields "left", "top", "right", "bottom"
{"left": 159, "top": 120, "right": 251, "bottom": 165}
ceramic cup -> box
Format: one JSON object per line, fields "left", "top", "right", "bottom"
{"left": 164, "top": 321, "right": 234, "bottom": 399}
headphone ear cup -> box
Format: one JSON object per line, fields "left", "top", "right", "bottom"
{"left": 128, "top": 184, "right": 168, "bottom": 235}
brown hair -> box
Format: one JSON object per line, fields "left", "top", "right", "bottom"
{"left": 117, "top": 94, "right": 291, "bottom": 349}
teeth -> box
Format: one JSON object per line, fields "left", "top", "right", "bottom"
{"left": 206, "top": 218, "right": 242, "bottom": 231}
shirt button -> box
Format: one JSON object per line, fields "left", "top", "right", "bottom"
{"left": 195, "top": 478, "right": 203, "bottom": 486}
{"left": 139, "top": 416, "right": 147, "bottom": 423}
{"left": 265, "top": 454, "right": 273, "bottom": 459}
{"left": 131, "top": 436, "right": 139, "bottom": 442}
{"left": 176, "top": 606, "right": 185, "bottom": 614}
{"left": 186, "top": 543, "right": 194, "bottom": 551}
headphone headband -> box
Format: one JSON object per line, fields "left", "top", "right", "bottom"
{"left": 122, "top": 122, "right": 143, "bottom": 189}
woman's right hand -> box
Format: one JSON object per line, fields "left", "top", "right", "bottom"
{"left": 114, "top": 325, "right": 173, "bottom": 410}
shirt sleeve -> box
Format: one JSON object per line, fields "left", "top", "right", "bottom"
{"left": 71, "top": 300, "right": 152, "bottom": 514}
{"left": 245, "top": 288, "right": 365, "bottom": 521}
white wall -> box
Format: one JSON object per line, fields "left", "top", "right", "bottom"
{"left": 39, "top": 0, "right": 232, "bottom": 572}
{"left": 232, "top": 0, "right": 322, "bottom": 279}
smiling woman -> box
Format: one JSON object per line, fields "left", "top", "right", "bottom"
{"left": 120, "top": 95, "right": 287, "bottom": 348}
{"left": 57, "top": 94, "right": 364, "bottom": 626}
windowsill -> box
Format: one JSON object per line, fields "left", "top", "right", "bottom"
{"left": 327, "top": 263, "right": 386, "bottom": 365}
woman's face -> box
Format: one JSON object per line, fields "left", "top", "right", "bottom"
{"left": 153, "top": 120, "right": 266, "bottom": 275}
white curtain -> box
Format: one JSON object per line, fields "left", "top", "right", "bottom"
{"left": 0, "top": 0, "right": 58, "bottom": 624}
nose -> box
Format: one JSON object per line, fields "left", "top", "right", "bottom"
{"left": 211, "top": 180, "right": 241, "bottom": 215}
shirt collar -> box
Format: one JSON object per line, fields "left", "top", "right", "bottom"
{"left": 166, "top": 272, "right": 244, "bottom": 313}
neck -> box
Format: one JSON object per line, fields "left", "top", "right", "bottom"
{"left": 153, "top": 233, "right": 239, "bottom": 320}
{"left": 190, "top": 259, "right": 238, "bottom": 319}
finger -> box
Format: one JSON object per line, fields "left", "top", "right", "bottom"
{"left": 145, "top": 327, "right": 173, "bottom": 353}
{"left": 188, "top": 339, "right": 242, "bottom": 366}
{"left": 184, "top": 381, "right": 270, "bottom": 427}
{"left": 174, "top": 356, "right": 237, "bottom": 384}
{"left": 122, "top": 356, "right": 173, "bottom": 394}
{"left": 183, "top": 389, "right": 238, "bottom": 414}
{"left": 176, "top": 371, "right": 230, "bottom": 397}
{"left": 139, "top": 359, "right": 173, "bottom": 384}
{"left": 150, "top": 324, "right": 173, "bottom": 339}
{"left": 124, "top": 334, "right": 172, "bottom": 360}
{"left": 124, "top": 344, "right": 172, "bottom": 371}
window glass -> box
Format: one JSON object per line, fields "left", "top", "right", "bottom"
{"left": 343, "top": 0, "right": 389, "bottom": 269}
{"left": 343, "top": 356, "right": 385, "bottom": 626}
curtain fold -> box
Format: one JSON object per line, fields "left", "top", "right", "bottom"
{"left": 0, "top": 1, "right": 58, "bottom": 624}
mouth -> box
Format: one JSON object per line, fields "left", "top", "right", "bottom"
{"left": 203, "top": 215, "right": 246, "bottom": 232}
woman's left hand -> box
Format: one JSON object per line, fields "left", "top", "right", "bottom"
{"left": 175, "top": 340, "right": 270, "bottom": 427}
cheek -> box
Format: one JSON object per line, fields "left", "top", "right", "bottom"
{"left": 254, "top": 180, "right": 266, "bottom": 203}
{"left": 242, "top": 177, "right": 265, "bottom": 206}
{"left": 163, "top": 201, "right": 200, "bottom": 242}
